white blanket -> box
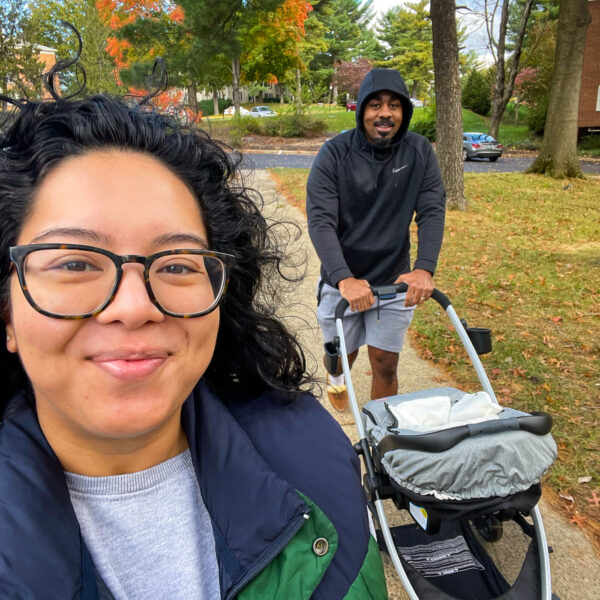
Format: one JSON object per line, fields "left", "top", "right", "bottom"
{"left": 387, "top": 392, "right": 502, "bottom": 433}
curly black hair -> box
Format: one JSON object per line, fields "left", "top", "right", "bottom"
{"left": 0, "top": 95, "right": 311, "bottom": 413}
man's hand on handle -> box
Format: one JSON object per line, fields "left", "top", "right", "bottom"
{"left": 395, "top": 269, "right": 434, "bottom": 307}
{"left": 338, "top": 277, "right": 375, "bottom": 312}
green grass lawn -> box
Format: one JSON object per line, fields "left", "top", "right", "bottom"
{"left": 269, "top": 167, "right": 600, "bottom": 539}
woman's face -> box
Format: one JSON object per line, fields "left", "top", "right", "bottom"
{"left": 5, "top": 150, "right": 219, "bottom": 464}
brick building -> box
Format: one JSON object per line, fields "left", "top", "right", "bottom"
{"left": 579, "top": 0, "right": 600, "bottom": 134}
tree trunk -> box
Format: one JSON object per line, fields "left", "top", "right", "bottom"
{"left": 431, "top": 0, "right": 465, "bottom": 211}
{"left": 212, "top": 88, "right": 219, "bottom": 116}
{"left": 528, "top": 0, "right": 591, "bottom": 178}
{"left": 488, "top": 0, "right": 510, "bottom": 141}
{"left": 232, "top": 56, "right": 241, "bottom": 114}
{"left": 489, "top": 0, "right": 534, "bottom": 140}
{"left": 187, "top": 81, "right": 198, "bottom": 113}
{"left": 296, "top": 67, "right": 302, "bottom": 113}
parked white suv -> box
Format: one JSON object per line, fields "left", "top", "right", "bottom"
{"left": 250, "top": 106, "right": 277, "bottom": 117}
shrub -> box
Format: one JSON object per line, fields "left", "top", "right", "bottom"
{"left": 231, "top": 113, "right": 328, "bottom": 139}
{"left": 238, "top": 115, "right": 262, "bottom": 135}
{"left": 410, "top": 118, "right": 436, "bottom": 142}
{"left": 198, "top": 98, "right": 232, "bottom": 116}
{"left": 462, "top": 69, "right": 492, "bottom": 115}
{"left": 410, "top": 101, "right": 436, "bottom": 142}
{"left": 526, "top": 97, "right": 549, "bottom": 136}
{"left": 263, "top": 113, "right": 328, "bottom": 137}
{"left": 578, "top": 134, "right": 600, "bottom": 151}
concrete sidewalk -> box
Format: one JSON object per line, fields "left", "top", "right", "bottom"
{"left": 246, "top": 169, "right": 600, "bottom": 599}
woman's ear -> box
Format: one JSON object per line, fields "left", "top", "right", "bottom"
{"left": 5, "top": 322, "right": 17, "bottom": 353}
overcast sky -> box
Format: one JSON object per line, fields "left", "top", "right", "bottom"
{"left": 368, "top": 0, "right": 492, "bottom": 60}
{"left": 370, "top": 0, "right": 407, "bottom": 21}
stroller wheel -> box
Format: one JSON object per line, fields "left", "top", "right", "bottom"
{"left": 475, "top": 515, "right": 503, "bottom": 542}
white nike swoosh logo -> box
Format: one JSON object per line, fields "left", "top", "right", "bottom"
{"left": 392, "top": 165, "right": 408, "bottom": 174}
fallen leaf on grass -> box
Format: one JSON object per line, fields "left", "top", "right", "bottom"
{"left": 578, "top": 476, "right": 593, "bottom": 484}
{"left": 569, "top": 513, "right": 586, "bottom": 528}
{"left": 542, "top": 336, "right": 555, "bottom": 348}
{"left": 550, "top": 316, "right": 563, "bottom": 323}
{"left": 587, "top": 491, "right": 600, "bottom": 507}
{"left": 559, "top": 491, "right": 575, "bottom": 503}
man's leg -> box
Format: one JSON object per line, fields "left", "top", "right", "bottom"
{"left": 316, "top": 281, "right": 366, "bottom": 411}
{"left": 367, "top": 346, "right": 399, "bottom": 399}
{"left": 363, "top": 292, "right": 415, "bottom": 400}
{"left": 323, "top": 349, "right": 359, "bottom": 376}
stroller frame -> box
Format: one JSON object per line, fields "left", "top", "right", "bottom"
{"left": 331, "top": 284, "right": 554, "bottom": 600}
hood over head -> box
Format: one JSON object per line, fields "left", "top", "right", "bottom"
{"left": 356, "top": 69, "right": 413, "bottom": 144}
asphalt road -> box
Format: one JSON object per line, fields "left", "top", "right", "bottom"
{"left": 241, "top": 151, "right": 600, "bottom": 174}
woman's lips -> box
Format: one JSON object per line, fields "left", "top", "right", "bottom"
{"left": 91, "top": 352, "right": 169, "bottom": 380}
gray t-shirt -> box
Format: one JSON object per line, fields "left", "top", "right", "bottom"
{"left": 66, "top": 449, "right": 220, "bottom": 600}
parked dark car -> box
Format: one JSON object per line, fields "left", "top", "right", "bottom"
{"left": 346, "top": 100, "right": 357, "bottom": 111}
{"left": 462, "top": 132, "right": 503, "bottom": 162}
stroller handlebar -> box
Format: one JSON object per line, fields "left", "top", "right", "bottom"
{"left": 377, "top": 412, "right": 553, "bottom": 454}
{"left": 334, "top": 284, "right": 451, "bottom": 320}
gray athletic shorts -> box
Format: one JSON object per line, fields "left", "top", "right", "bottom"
{"left": 316, "top": 281, "right": 415, "bottom": 354}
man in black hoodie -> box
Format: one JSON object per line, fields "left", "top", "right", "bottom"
{"left": 307, "top": 68, "right": 446, "bottom": 410}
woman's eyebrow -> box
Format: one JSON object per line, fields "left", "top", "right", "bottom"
{"left": 153, "top": 233, "right": 209, "bottom": 249}
{"left": 30, "top": 227, "right": 108, "bottom": 244}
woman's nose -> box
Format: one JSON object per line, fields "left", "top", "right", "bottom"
{"left": 95, "top": 264, "right": 163, "bottom": 327}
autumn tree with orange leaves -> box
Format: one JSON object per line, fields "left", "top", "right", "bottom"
{"left": 98, "top": 0, "right": 315, "bottom": 115}
{"left": 242, "top": 0, "right": 313, "bottom": 106}
{"left": 97, "top": 0, "right": 183, "bottom": 79}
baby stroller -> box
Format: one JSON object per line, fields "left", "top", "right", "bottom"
{"left": 324, "top": 284, "right": 559, "bottom": 600}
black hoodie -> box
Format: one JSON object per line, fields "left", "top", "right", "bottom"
{"left": 306, "top": 69, "right": 446, "bottom": 288}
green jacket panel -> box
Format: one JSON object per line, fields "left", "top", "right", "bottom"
{"left": 237, "top": 493, "right": 338, "bottom": 599}
{"left": 238, "top": 493, "right": 389, "bottom": 600}
{"left": 344, "top": 536, "right": 389, "bottom": 600}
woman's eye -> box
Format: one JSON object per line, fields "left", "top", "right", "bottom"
{"left": 161, "top": 263, "right": 198, "bottom": 275}
{"left": 56, "top": 260, "right": 100, "bottom": 272}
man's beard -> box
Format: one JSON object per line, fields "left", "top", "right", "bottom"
{"left": 373, "top": 136, "right": 393, "bottom": 149}
{"left": 372, "top": 120, "right": 395, "bottom": 148}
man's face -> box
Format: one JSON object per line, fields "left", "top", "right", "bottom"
{"left": 362, "top": 91, "right": 403, "bottom": 148}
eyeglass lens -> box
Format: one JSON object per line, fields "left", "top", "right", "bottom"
{"left": 21, "top": 248, "right": 225, "bottom": 317}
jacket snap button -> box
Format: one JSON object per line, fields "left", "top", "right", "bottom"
{"left": 312, "top": 537, "right": 329, "bottom": 556}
